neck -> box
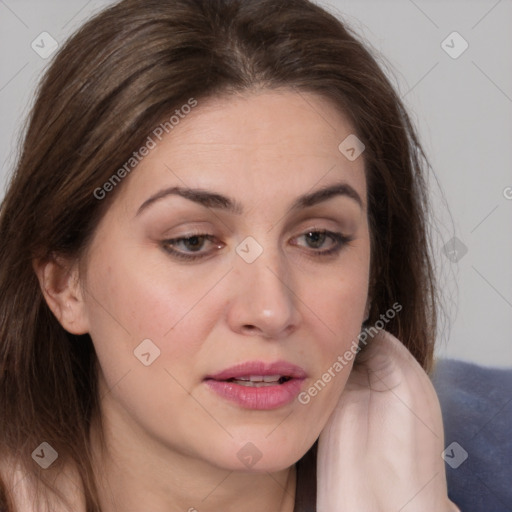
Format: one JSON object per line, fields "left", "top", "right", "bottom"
{"left": 89, "top": 400, "right": 297, "bottom": 512}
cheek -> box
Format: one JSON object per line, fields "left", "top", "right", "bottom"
{"left": 305, "top": 275, "right": 366, "bottom": 374}
{"left": 82, "top": 244, "right": 227, "bottom": 388}
{"left": 293, "top": 256, "right": 370, "bottom": 412}
{"left": 85, "top": 243, "right": 211, "bottom": 336}
{"left": 302, "top": 253, "right": 370, "bottom": 345}
{"left": 82, "top": 250, "right": 215, "bottom": 439}
{"left": 307, "top": 272, "right": 368, "bottom": 328}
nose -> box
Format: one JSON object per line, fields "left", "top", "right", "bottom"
{"left": 226, "top": 245, "right": 302, "bottom": 339}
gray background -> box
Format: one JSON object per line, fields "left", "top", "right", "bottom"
{"left": 1, "top": 0, "right": 511, "bottom": 367}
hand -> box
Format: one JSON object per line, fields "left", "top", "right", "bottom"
{"left": 316, "top": 329, "right": 460, "bottom": 512}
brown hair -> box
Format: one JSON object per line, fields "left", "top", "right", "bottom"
{"left": 0, "top": 0, "right": 438, "bottom": 510}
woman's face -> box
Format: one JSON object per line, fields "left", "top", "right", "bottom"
{"left": 79, "top": 89, "right": 371, "bottom": 472}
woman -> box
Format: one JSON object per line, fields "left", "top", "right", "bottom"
{"left": 0, "top": 0, "right": 459, "bottom": 510}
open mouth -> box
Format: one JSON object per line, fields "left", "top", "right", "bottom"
{"left": 203, "top": 360, "right": 306, "bottom": 409}
{"left": 204, "top": 375, "right": 304, "bottom": 409}
{"left": 221, "top": 375, "right": 292, "bottom": 387}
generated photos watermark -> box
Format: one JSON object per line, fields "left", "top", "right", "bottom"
{"left": 297, "top": 301, "right": 403, "bottom": 404}
{"left": 93, "top": 98, "right": 198, "bottom": 200}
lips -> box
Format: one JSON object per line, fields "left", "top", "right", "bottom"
{"left": 204, "top": 360, "right": 307, "bottom": 410}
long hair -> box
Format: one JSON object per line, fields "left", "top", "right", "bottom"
{"left": 0, "top": 0, "right": 439, "bottom": 510}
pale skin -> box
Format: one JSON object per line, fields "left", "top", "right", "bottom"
{"left": 317, "top": 330, "right": 460, "bottom": 511}
{"left": 28, "top": 88, "right": 457, "bottom": 511}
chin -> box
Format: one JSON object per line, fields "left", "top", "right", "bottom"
{"left": 203, "top": 433, "right": 314, "bottom": 474}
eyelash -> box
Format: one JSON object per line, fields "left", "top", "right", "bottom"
{"left": 161, "top": 229, "right": 353, "bottom": 262}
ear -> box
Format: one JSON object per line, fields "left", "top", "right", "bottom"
{"left": 33, "top": 254, "right": 89, "bottom": 335}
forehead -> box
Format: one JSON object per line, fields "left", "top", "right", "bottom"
{"left": 160, "top": 89, "right": 359, "bottom": 160}
{"left": 113, "top": 88, "right": 367, "bottom": 213}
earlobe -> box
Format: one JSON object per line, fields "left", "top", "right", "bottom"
{"left": 33, "top": 254, "right": 89, "bottom": 335}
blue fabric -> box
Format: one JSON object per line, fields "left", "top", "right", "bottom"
{"left": 431, "top": 359, "right": 512, "bottom": 511}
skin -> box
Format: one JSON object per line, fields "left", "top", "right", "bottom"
{"left": 36, "top": 88, "right": 371, "bottom": 511}
{"left": 317, "top": 330, "right": 460, "bottom": 511}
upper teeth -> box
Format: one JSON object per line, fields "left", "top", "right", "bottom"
{"left": 234, "top": 375, "right": 283, "bottom": 382}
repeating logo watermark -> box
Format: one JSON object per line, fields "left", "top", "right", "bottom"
{"left": 442, "top": 441, "right": 468, "bottom": 469}
{"left": 31, "top": 441, "right": 58, "bottom": 469}
{"left": 338, "top": 134, "right": 365, "bottom": 161}
{"left": 441, "top": 31, "right": 469, "bottom": 60}
{"left": 236, "top": 236, "right": 264, "bottom": 263}
{"left": 237, "top": 441, "right": 263, "bottom": 468}
{"left": 31, "top": 31, "right": 58, "bottom": 59}
{"left": 134, "top": 338, "right": 161, "bottom": 366}
{"left": 442, "top": 236, "right": 468, "bottom": 263}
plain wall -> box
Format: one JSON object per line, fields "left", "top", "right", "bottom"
{"left": 0, "top": 0, "right": 511, "bottom": 366}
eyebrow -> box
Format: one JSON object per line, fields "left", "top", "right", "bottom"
{"left": 136, "top": 181, "right": 363, "bottom": 217}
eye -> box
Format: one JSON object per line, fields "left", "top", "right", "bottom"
{"left": 161, "top": 229, "right": 352, "bottom": 263}
{"left": 291, "top": 229, "right": 352, "bottom": 257}
{"left": 161, "top": 234, "right": 224, "bottom": 261}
